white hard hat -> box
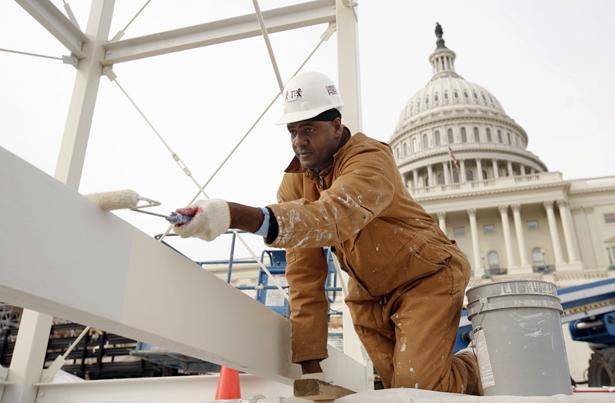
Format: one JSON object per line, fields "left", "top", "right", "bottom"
{"left": 277, "top": 72, "right": 343, "bottom": 125}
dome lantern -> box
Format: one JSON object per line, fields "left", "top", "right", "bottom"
{"left": 429, "top": 23, "right": 459, "bottom": 79}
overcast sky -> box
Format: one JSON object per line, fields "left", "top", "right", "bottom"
{"left": 1, "top": 1, "right": 614, "bottom": 261}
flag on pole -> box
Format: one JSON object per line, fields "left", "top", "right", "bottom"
{"left": 448, "top": 146, "right": 460, "bottom": 171}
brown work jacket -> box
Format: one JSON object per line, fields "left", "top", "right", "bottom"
{"left": 267, "top": 130, "right": 455, "bottom": 363}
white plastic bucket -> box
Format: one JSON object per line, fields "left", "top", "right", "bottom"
{"left": 466, "top": 280, "right": 572, "bottom": 396}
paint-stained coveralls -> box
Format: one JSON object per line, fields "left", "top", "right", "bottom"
{"left": 266, "top": 129, "right": 481, "bottom": 394}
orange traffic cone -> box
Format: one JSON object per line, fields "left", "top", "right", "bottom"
{"left": 215, "top": 366, "right": 241, "bottom": 400}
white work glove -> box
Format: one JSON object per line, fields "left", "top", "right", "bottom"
{"left": 173, "top": 199, "right": 231, "bottom": 241}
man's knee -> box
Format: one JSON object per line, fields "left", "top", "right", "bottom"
{"left": 390, "top": 353, "right": 481, "bottom": 395}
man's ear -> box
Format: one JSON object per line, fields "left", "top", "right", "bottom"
{"left": 332, "top": 117, "right": 343, "bottom": 137}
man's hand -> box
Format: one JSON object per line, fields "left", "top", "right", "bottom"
{"left": 173, "top": 199, "right": 231, "bottom": 241}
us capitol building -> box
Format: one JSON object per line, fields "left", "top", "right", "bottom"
{"left": 390, "top": 25, "right": 615, "bottom": 286}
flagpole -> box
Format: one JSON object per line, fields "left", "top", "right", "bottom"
{"left": 448, "top": 145, "right": 455, "bottom": 184}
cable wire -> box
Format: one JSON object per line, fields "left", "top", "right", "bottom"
{"left": 178, "top": 24, "right": 334, "bottom": 211}
{"left": 62, "top": 0, "right": 82, "bottom": 31}
{"left": 108, "top": 26, "right": 335, "bottom": 304}
{"left": 111, "top": 0, "right": 152, "bottom": 41}
{"left": 0, "top": 47, "right": 62, "bottom": 61}
{"left": 110, "top": 78, "right": 290, "bottom": 301}
{"left": 252, "top": 0, "right": 284, "bottom": 91}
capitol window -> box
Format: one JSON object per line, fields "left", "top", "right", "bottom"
{"left": 532, "top": 248, "right": 546, "bottom": 267}
{"left": 473, "top": 91, "right": 478, "bottom": 99}
{"left": 435, "top": 131, "right": 441, "bottom": 146}
{"left": 454, "top": 90, "right": 459, "bottom": 99}
{"left": 444, "top": 91, "right": 449, "bottom": 100}
{"left": 453, "top": 227, "right": 465, "bottom": 237}
{"left": 605, "top": 213, "right": 615, "bottom": 224}
{"left": 447, "top": 128, "right": 454, "bottom": 144}
{"left": 497, "top": 130, "right": 503, "bottom": 143}
{"left": 527, "top": 220, "right": 539, "bottom": 230}
{"left": 483, "top": 224, "right": 495, "bottom": 234}
{"left": 461, "top": 127, "right": 467, "bottom": 143}
{"left": 395, "top": 147, "right": 400, "bottom": 159}
{"left": 473, "top": 127, "right": 479, "bottom": 142}
{"left": 486, "top": 128, "right": 492, "bottom": 142}
{"left": 422, "top": 133, "right": 429, "bottom": 149}
{"left": 403, "top": 142, "right": 408, "bottom": 156}
{"left": 464, "top": 91, "right": 469, "bottom": 99}
{"left": 487, "top": 251, "right": 500, "bottom": 270}
{"left": 507, "top": 132, "right": 511, "bottom": 144}
{"left": 434, "top": 93, "right": 439, "bottom": 103}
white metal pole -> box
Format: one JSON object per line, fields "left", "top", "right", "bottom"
{"left": 336, "top": 0, "right": 362, "bottom": 133}
{"left": 335, "top": 0, "right": 370, "bottom": 378}
{"left": 3, "top": 2, "right": 115, "bottom": 402}
{"left": 55, "top": 0, "right": 115, "bottom": 188}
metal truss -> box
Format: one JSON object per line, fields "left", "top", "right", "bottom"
{"left": 4, "top": 1, "right": 365, "bottom": 401}
{"left": 103, "top": 0, "right": 336, "bottom": 65}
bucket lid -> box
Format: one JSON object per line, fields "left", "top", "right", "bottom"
{"left": 466, "top": 280, "right": 558, "bottom": 304}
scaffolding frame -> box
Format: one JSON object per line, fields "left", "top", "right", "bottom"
{"left": 1, "top": 1, "right": 366, "bottom": 402}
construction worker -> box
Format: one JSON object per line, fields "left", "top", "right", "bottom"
{"left": 174, "top": 71, "right": 481, "bottom": 394}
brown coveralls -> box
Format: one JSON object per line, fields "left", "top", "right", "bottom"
{"left": 267, "top": 130, "right": 480, "bottom": 394}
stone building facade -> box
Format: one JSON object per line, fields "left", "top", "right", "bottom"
{"left": 389, "top": 28, "right": 615, "bottom": 284}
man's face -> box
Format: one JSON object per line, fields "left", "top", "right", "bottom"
{"left": 287, "top": 118, "right": 342, "bottom": 170}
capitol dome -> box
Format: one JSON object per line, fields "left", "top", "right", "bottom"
{"left": 395, "top": 74, "right": 506, "bottom": 132}
{"left": 391, "top": 24, "right": 547, "bottom": 192}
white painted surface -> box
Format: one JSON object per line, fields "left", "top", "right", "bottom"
{"left": 334, "top": 389, "right": 614, "bottom": 403}
{"left": 36, "top": 374, "right": 293, "bottom": 403}
{"left": 0, "top": 145, "right": 368, "bottom": 392}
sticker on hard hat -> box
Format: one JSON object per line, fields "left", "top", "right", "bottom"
{"left": 326, "top": 85, "right": 337, "bottom": 95}
{"left": 285, "top": 88, "right": 303, "bottom": 102}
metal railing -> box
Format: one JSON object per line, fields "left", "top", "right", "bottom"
{"left": 157, "top": 231, "right": 343, "bottom": 311}
{"left": 412, "top": 171, "right": 563, "bottom": 195}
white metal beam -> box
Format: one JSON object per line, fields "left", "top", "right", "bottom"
{"left": 4, "top": 3, "right": 116, "bottom": 402}
{"left": 0, "top": 145, "right": 368, "bottom": 392}
{"left": 102, "top": 0, "right": 336, "bottom": 65}
{"left": 35, "top": 374, "right": 292, "bottom": 403}
{"left": 336, "top": 0, "right": 362, "bottom": 133}
{"left": 55, "top": 0, "right": 115, "bottom": 188}
{"left": 14, "top": 0, "right": 88, "bottom": 58}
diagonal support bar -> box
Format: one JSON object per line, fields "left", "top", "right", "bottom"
{"left": 0, "top": 146, "right": 368, "bottom": 392}
{"left": 14, "top": 0, "right": 88, "bottom": 58}
{"left": 103, "top": 0, "right": 335, "bottom": 65}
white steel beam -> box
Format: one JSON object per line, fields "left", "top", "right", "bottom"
{"left": 0, "top": 146, "right": 368, "bottom": 392}
{"left": 14, "top": 0, "right": 88, "bottom": 58}
{"left": 336, "top": 0, "right": 362, "bottom": 133}
{"left": 55, "top": 0, "right": 115, "bottom": 188}
{"left": 102, "top": 0, "right": 336, "bottom": 65}
{"left": 35, "top": 374, "right": 292, "bottom": 403}
{"left": 4, "top": 3, "right": 116, "bottom": 402}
